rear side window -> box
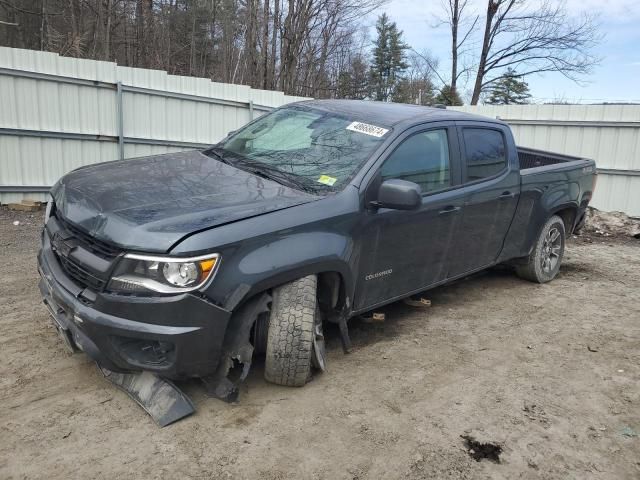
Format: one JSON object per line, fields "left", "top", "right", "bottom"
{"left": 380, "top": 129, "right": 451, "bottom": 194}
{"left": 462, "top": 128, "right": 507, "bottom": 181}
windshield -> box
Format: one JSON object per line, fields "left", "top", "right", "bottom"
{"left": 210, "top": 106, "right": 390, "bottom": 192}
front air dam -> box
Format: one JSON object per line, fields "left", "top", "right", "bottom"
{"left": 99, "top": 367, "right": 196, "bottom": 427}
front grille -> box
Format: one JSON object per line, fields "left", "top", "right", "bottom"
{"left": 58, "top": 255, "right": 108, "bottom": 291}
{"left": 51, "top": 210, "right": 119, "bottom": 291}
{"left": 55, "top": 213, "right": 121, "bottom": 259}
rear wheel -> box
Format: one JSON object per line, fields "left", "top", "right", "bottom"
{"left": 264, "top": 275, "right": 326, "bottom": 386}
{"left": 516, "top": 215, "right": 566, "bottom": 283}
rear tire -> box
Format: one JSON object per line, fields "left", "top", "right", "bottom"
{"left": 516, "top": 215, "right": 566, "bottom": 283}
{"left": 264, "top": 275, "right": 323, "bottom": 386}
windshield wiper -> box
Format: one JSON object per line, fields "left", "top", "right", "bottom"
{"left": 205, "top": 147, "right": 318, "bottom": 194}
{"left": 238, "top": 160, "right": 318, "bottom": 194}
{"left": 205, "top": 147, "right": 316, "bottom": 193}
{"left": 204, "top": 147, "right": 237, "bottom": 167}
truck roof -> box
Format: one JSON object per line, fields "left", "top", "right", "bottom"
{"left": 294, "top": 99, "right": 503, "bottom": 128}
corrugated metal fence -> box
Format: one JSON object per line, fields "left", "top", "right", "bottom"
{"left": 1, "top": 47, "right": 638, "bottom": 215}
{"left": 452, "top": 105, "right": 640, "bottom": 216}
{"left": 0, "top": 47, "right": 309, "bottom": 204}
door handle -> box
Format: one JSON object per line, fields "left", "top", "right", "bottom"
{"left": 438, "top": 205, "right": 461, "bottom": 215}
{"left": 498, "top": 191, "right": 515, "bottom": 199}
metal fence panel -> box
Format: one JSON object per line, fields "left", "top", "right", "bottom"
{"left": 0, "top": 46, "right": 309, "bottom": 203}
{"left": 452, "top": 105, "right": 640, "bottom": 216}
{"left": 3, "top": 47, "right": 638, "bottom": 216}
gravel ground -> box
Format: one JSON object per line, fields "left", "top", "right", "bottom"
{"left": 0, "top": 207, "right": 639, "bottom": 479}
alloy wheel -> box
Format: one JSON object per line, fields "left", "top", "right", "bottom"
{"left": 541, "top": 227, "right": 562, "bottom": 273}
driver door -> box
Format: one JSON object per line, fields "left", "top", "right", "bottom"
{"left": 354, "top": 123, "right": 465, "bottom": 311}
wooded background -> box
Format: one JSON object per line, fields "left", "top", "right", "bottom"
{"left": 0, "top": 0, "right": 600, "bottom": 105}
{"left": 0, "top": 0, "right": 385, "bottom": 99}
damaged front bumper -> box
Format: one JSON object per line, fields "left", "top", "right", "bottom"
{"left": 37, "top": 233, "right": 233, "bottom": 380}
{"left": 37, "top": 229, "right": 273, "bottom": 425}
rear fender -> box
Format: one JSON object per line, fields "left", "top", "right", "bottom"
{"left": 499, "top": 180, "right": 579, "bottom": 261}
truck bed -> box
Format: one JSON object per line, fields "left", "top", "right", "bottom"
{"left": 517, "top": 146, "right": 589, "bottom": 170}
{"left": 502, "top": 146, "right": 597, "bottom": 260}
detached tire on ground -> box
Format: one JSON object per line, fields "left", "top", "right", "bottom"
{"left": 264, "top": 275, "right": 325, "bottom": 387}
{"left": 516, "top": 215, "right": 566, "bottom": 283}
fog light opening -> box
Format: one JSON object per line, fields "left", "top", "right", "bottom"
{"left": 111, "top": 336, "right": 176, "bottom": 368}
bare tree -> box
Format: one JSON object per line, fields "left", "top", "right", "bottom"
{"left": 261, "top": 0, "right": 269, "bottom": 88}
{"left": 135, "top": 0, "right": 152, "bottom": 67}
{"left": 0, "top": 0, "right": 389, "bottom": 99}
{"left": 394, "top": 50, "right": 438, "bottom": 105}
{"left": 470, "top": 0, "right": 600, "bottom": 105}
{"left": 441, "top": 0, "right": 477, "bottom": 100}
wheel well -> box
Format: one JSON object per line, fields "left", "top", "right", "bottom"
{"left": 245, "top": 271, "right": 348, "bottom": 315}
{"left": 317, "top": 271, "right": 347, "bottom": 314}
{"left": 553, "top": 207, "right": 577, "bottom": 232}
{"left": 250, "top": 271, "right": 347, "bottom": 353}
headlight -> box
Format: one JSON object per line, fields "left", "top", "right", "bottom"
{"left": 108, "top": 253, "right": 220, "bottom": 294}
{"left": 44, "top": 199, "right": 53, "bottom": 222}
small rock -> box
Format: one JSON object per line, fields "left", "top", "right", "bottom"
{"left": 618, "top": 369, "right": 625, "bottom": 373}
{"left": 13, "top": 221, "right": 20, "bottom": 226}
{"left": 527, "top": 345, "right": 533, "bottom": 349}
{"left": 587, "top": 345, "right": 598, "bottom": 352}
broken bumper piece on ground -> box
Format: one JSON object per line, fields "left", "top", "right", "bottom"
{"left": 100, "top": 367, "right": 195, "bottom": 427}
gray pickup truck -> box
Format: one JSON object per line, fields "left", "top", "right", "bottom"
{"left": 38, "top": 100, "right": 596, "bottom": 424}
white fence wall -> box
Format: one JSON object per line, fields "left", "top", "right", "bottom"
{"left": 2, "top": 49, "right": 638, "bottom": 215}
{"left": 0, "top": 47, "right": 309, "bottom": 204}
{"left": 451, "top": 104, "right": 640, "bottom": 216}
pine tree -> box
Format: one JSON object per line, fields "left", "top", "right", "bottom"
{"left": 394, "top": 78, "right": 436, "bottom": 105}
{"left": 434, "top": 84, "right": 463, "bottom": 106}
{"left": 337, "top": 71, "right": 353, "bottom": 99}
{"left": 337, "top": 55, "right": 370, "bottom": 99}
{"left": 370, "top": 13, "right": 409, "bottom": 102}
{"left": 486, "top": 68, "right": 532, "bottom": 105}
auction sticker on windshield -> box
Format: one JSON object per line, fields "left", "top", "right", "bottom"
{"left": 346, "top": 122, "right": 389, "bottom": 138}
{"left": 317, "top": 175, "right": 337, "bottom": 186}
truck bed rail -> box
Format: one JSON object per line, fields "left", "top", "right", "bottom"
{"left": 517, "top": 147, "right": 585, "bottom": 170}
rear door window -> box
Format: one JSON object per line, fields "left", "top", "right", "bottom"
{"left": 462, "top": 128, "right": 507, "bottom": 181}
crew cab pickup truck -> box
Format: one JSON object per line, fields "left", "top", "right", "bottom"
{"left": 38, "top": 100, "right": 596, "bottom": 411}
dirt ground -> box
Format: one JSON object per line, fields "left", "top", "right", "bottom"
{"left": 1, "top": 207, "right": 638, "bottom": 480}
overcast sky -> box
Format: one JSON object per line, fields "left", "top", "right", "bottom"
{"left": 372, "top": 0, "right": 640, "bottom": 103}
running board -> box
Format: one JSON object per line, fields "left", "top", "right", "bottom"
{"left": 99, "top": 366, "right": 195, "bottom": 427}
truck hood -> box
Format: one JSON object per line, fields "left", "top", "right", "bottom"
{"left": 51, "top": 150, "right": 319, "bottom": 252}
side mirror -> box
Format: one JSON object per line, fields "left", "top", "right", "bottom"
{"left": 374, "top": 179, "right": 422, "bottom": 210}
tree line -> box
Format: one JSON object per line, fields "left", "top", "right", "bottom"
{"left": 0, "top": 0, "right": 599, "bottom": 105}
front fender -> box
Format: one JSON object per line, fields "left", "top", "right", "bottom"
{"left": 207, "top": 231, "right": 357, "bottom": 311}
